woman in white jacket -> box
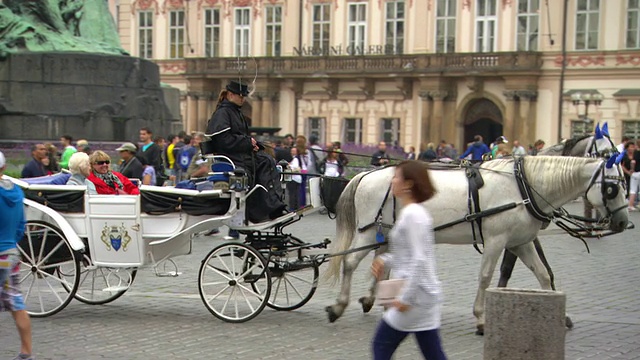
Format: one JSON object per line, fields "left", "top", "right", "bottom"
{"left": 371, "top": 160, "right": 446, "bottom": 360}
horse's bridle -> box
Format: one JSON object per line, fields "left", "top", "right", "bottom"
{"left": 514, "top": 157, "right": 626, "bottom": 232}
{"left": 584, "top": 160, "right": 627, "bottom": 220}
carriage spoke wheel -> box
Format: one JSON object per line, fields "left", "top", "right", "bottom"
{"left": 199, "top": 243, "right": 271, "bottom": 323}
{"left": 260, "top": 257, "right": 319, "bottom": 311}
{"left": 61, "top": 255, "right": 137, "bottom": 305}
{"left": 16, "top": 221, "right": 80, "bottom": 317}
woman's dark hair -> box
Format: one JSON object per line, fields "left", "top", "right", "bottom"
{"left": 625, "top": 141, "right": 636, "bottom": 150}
{"left": 396, "top": 160, "right": 436, "bottom": 203}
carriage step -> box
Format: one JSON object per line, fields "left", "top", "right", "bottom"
{"left": 155, "top": 271, "right": 182, "bottom": 277}
{"left": 102, "top": 286, "right": 130, "bottom": 292}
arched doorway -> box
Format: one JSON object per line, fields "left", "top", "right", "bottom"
{"left": 463, "top": 99, "right": 503, "bottom": 146}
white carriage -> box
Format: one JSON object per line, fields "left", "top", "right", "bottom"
{"left": 9, "top": 158, "right": 328, "bottom": 323}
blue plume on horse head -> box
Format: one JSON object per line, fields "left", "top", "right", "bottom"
{"left": 602, "top": 122, "right": 610, "bottom": 137}
{"left": 594, "top": 123, "right": 603, "bottom": 139}
{"left": 615, "top": 151, "right": 624, "bottom": 165}
{"left": 607, "top": 151, "right": 624, "bottom": 168}
{"left": 606, "top": 155, "right": 616, "bottom": 169}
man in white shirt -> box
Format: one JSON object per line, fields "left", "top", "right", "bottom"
{"left": 616, "top": 136, "right": 630, "bottom": 154}
{"left": 512, "top": 140, "right": 526, "bottom": 156}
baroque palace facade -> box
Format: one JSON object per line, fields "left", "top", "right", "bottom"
{"left": 108, "top": 0, "right": 640, "bottom": 151}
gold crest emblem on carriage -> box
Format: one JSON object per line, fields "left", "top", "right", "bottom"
{"left": 100, "top": 224, "right": 132, "bottom": 252}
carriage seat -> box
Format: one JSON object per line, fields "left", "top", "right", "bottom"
{"left": 18, "top": 173, "right": 85, "bottom": 213}
{"left": 140, "top": 186, "right": 231, "bottom": 216}
{"left": 20, "top": 172, "right": 71, "bottom": 185}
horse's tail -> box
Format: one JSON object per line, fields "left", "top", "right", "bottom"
{"left": 323, "top": 171, "right": 367, "bottom": 285}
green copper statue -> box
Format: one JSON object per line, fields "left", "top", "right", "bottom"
{"left": 0, "top": 0, "right": 127, "bottom": 57}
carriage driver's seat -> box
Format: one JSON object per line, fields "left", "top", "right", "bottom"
{"left": 200, "top": 140, "right": 248, "bottom": 191}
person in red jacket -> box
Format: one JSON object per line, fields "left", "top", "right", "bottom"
{"left": 87, "top": 151, "right": 140, "bottom": 195}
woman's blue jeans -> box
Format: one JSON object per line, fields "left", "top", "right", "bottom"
{"left": 372, "top": 319, "right": 447, "bottom": 360}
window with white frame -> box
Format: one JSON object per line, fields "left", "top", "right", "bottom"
{"left": 623, "top": 120, "right": 640, "bottom": 140}
{"left": 435, "top": 0, "right": 456, "bottom": 53}
{"left": 265, "top": 6, "right": 282, "bottom": 57}
{"left": 348, "top": 3, "right": 367, "bottom": 55}
{"left": 571, "top": 120, "right": 592, "bottom": 138}
{"left": 235, "top": 7, "right": 251, "bottom": 56}
{"left": 307, "top": 117, "right": 326, "bottom": 145}
{"left": 476, "top": 0, "right": 497, "bottom": 52}
{"left": 575, "top": 0, "right": 599, "bottom": 50}
{"left": 312, "top": 4, "right": 331, "bottom": 52}
{"left": 385, "top": 1, "right": 405, "bottom": 55}
{"left": 516, "top": 0, "right": 539, "bottom": 51}
{"left": 627, "top": 0, "right": 640, "bottom": 49}
{"left": 138, "top": 11, "right": 153, "bottom": 59}
{"left": 204, "top": 8, "right": 220, "bottom": 57}
{"left": 168, "top": 10, "right": 185, "bottom": 59}
{"left": 343, "top": 118, "right": 363, "bottom": 145}
{"left": 381, "top": 118, "right": 401, "bottom": 145}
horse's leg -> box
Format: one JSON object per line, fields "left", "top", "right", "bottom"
{"left": 325, "top": 233, "right": 374, "bottom": 323}
{"left": 532, "top": 238, "right": 556, "bottom": 291}
{"left": 514, "top": 240, "right": 574, "bottom": 329}
{"left": 472, "top": 241, "right": 505, "bottom": 335}
{"left": 498, "top": 237, "right": 555, "bottom": 289}
{"left": 497, "top": 249, "right": 518, "bottom": 288}
{"left": 359, "top": 245, "right": 389, "bottom": 313}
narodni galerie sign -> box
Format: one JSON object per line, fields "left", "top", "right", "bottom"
{"left": 293, "top": 44, "right": 401, "bottom": 56}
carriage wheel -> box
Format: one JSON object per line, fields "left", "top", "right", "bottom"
{"left": 61, "top": 254, "right": 137, "bottom": 305}
{"left": 198, "top": 243, "right": 271, "bottom": 323}
{"left": 260, "top": 257, "right": 319, "bottom": 311}
{"left": 16, "top": 221, "right": 80, "bottom": 317}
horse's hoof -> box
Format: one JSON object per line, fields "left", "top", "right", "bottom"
{"left": 565, "top": 316, "right": 574, "bottom": 329}
{"left": 358, "top": 297, "right": 374, "bottom": 313}
{"left": 475, "top": 325, "right": 484, "bottom": 336}
{"left": 325, "top": 306, "right": 339, "bottom": 323}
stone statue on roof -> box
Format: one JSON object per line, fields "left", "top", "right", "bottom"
{"left": 0, "top": 0, "right": 127, "bottom": 58}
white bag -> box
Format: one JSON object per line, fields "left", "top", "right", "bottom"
{"left": 375, "top": 279, "right": 406, "bottom": 306}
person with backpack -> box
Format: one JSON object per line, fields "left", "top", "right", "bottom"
{"left": 175, "top": 135, "right": 198, "bottom": 181}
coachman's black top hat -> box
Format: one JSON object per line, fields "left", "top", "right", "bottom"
{"left": 226, "top": 80, "right": 249, "bottom": 96}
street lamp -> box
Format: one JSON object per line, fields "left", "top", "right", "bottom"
{"left": 571, "top": 92, "right": 604, "bottom": 123}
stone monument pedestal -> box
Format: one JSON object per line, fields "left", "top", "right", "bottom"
{"left": 0, "top": 52, "right": 180, "bottom": 141}
{"left": 484, "top": 288, "right": 566, "bottom": 360}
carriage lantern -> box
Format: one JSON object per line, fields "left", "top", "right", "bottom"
{"left": 571, "top": 92, "right": 604, "bottom": 122}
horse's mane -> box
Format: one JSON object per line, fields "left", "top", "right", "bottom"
{"left": 538, "top": 135, "right": 591, "bottom": 156}
{"left": 560, "top": 135, "right": 591, "bottom": 156}
{"left": 480, "top": 156, "right": 600, "bottom": 196}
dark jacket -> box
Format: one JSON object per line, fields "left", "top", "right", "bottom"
{"left": 137, "top": 143, "right": 163, "bottom": 180}
{"left": 119, "top": 157, "right": 144, "bottom": 180}
{"left": 206, "top": 99, "right": 254, "bottom": 171}
{"left": 370, "top": 150, "right": 391, "bottom": 166}
{"left": 460, "top": 142, "right": 490, "bottom": 161}
{"left": 21, "top": 158, "right": 47, "bottom": 178}
{"left": 418, "top": 149, "right": 437, "bottom": 161}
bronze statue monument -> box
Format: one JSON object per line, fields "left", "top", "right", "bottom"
{"left": 0, "top": 0, "right": 179, "bottom": 141}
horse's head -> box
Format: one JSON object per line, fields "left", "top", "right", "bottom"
{"left": 584, "top": 122, "right": 618, "bottom": 158}
{"left": 585, "top": 154, "right": 628, "bottom": 232}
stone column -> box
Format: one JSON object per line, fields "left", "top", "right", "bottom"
{"left": 517, "top": 90, "right": 537, "bottom": 148}
{"left": 262, "top": 94, "right": 273, "bottom": 128}
{"left": 429, "top": 90, "right": 447, "bottom": 144}
{"left": 251, "top": 94, "right": 263, "bottom": 127}
{"left": 484, "top": 288, "right": 566, "bottom": 360}
{"left": 187, "top": 93, "right": 198, "bottom": 133}
{"left": 503, "top": 91, "right": 517, "bottom": 143}
{"left": 197, "top": 93, "right": 209, "bottom": 132}
{"left": 419, "top": 91, "right": 431, "bottom": 145}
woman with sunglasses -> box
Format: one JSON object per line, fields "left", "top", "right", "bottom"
{"left": 87, "top": 151, "right": 140, "bottom": 195}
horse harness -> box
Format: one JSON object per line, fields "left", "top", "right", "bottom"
{"left": 356, "top": 157, "right": 627, "bottom": 256}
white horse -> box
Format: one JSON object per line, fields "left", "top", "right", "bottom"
{"left": 324, "top": 156, "right": 628, "bottom": 334}
{"left": 498, "top": 125, "right": 619, "bottom": 293}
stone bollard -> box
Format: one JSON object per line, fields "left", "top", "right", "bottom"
{"left": 484, "top": 288, "right": 566, "bottom": 360}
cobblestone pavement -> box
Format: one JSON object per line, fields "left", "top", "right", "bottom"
{"left": 1, "top": 202, "right": 639, "bottom": 360}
